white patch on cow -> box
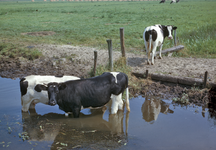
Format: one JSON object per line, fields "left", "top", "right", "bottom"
{"left": 167, "top": 26, "right": 173, "bottom": 39}
{"left": 111, "top": 93, "right": 123, "bottom": 114}
{"left": 110, "top": 72, "right": 120, "bottom": 83}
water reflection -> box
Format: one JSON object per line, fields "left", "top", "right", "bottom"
{"left": 21, "top": 108, "right": 129, "bottom": 149}
{"left": 208, "top": 86, "right": 216, "bottom": 126}
{"left": 142, "top": 96, "right": 174, "bottom": 123}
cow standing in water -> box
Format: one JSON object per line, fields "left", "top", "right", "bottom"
{"left": 143, "top": 24, "right": 177, "bottom": 65}
{"left": 37, "top": 72, "right": 130, "bottom": 118}
{"left": 20, "top": 75, "right": 80, "bottom": 112}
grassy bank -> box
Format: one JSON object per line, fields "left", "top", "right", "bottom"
{"left": 0, "top": 0, "right": 215, "bottom": 58}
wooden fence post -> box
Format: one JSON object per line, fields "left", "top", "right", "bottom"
{"left": 145, "top": 70, "right": 148, "bottom": 79}
{"left": 107, "top": 39, "right": 113, "bottom": 71}
{"left": 120, "top": 27, "right": 126, "bottom": 57}
{"left": 93, "top": 50, "right": 97, "bottom": 76}
{"left": 203, "top": 71, "right": 208, "bottom": 88}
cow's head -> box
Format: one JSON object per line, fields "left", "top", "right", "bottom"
{"left": 35, "top": 82, "right": 67, "bottom": 106}
{"left": 161, "top": 25, "right": 177, "bottom": 40}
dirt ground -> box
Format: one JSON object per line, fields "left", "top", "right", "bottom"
{"left": 0, "top": 43, "right": 215, "bottom": 106}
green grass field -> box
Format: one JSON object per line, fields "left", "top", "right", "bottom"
{"left": 0, "top": 0, "right": 215, "bottom": 59}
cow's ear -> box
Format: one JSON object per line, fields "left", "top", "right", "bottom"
{"left": 34, "top": 84, "right": 47, "bottom": 92}
{"left": 173, "top": 26, "right": 177, "bottom": 30}
{"left": 59, "top": 83, "right": 67, "bottom": 91}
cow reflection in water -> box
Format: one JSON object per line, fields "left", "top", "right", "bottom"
{"left": 21, "top": 107, "right": 129, "bottom": 149}
{"left": 142, "top": 96, "right": 174, "bottom": 123}
{"left": 208, "top": 86, "right": 216, "bottom": 121}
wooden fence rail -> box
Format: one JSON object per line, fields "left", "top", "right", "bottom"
{"left": 132, "top": 71, "right": 216, "bottom": 88}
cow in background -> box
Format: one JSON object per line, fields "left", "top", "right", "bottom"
{"left": 159, "top": 0, "right": 165, "bottom": 3}
{"left": 143, "top": 24, "right": 177, "bottom": 65}
{"left": 170, "top": 0, "right": 180, "bottom": 4}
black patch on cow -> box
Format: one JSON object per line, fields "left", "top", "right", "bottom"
{"left": 20, "top": 78, "right": 28, "bottom": 96}
{"left": 145, "top": 29, "right": 157, "bottom": 42}
{"left": 159, "top": 0, "right": 165, "bottom": 3}
{"left": 55, "top": 74, "right": 64, "bottom": 78}
{"left": 59, "top": 83, "right": 67, "bottom": 91}
{"left": 34, "top": 84, "right": 47, "bottom": 92}
{"left": 159, "top": 25, "right": 169, "bottom": 40}
{"left": 159, "top": 25, "right": 177, "bottom": 40}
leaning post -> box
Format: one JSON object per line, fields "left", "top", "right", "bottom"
{"left": 93, "top": 51, "right": 97, "bottom": 76}
{"left": 107, "top": 39, "right": 113, "bottom": 71}
{"left": 120, "top": 27, "right": 126, "bottom": 57}
{"left": 203, "top": 71, "right": 208, "bottom": 88}
{"left": 120, "top": 27, "right": 127, "bottom": 65}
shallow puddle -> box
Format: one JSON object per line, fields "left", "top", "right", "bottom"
{"left": 0, "top": 77, "right": 216, "bottom": 150}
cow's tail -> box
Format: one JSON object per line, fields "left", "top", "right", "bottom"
{"left": 148, "top": 32, "right": 152, "bottom": 53}
{"left": 125, "top": 87, "right": 130, "bottom": 112}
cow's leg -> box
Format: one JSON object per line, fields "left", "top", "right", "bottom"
{"left": 151, "top": 47, "right": 157, "bottom": 65}
{"left": 148, "top": 50, "right": 151, "bottom": 65}
{"left": 159, "top": 44, "right": 163, "bottom": 59}
{"left": 125, "top": 87, "right": 130, "bottom": 112}
{"left": 117, "top": 93, "right": 123, "bottom": 110}
{"left": 29, "top": 101, "right": 36, "bottom": 110}
{"left": 145, "top": 42, "right": 151, "bottom": 65}
{"left": 21, "top": 98, "right": 32, "bottom": 112}
{"left": 72, "top": 106, "right": 81, "bottom": 118}
{"left": 111, "top": 95, "right": 119, "bottom": 114}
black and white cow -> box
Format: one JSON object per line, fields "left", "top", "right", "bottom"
{"left": 37, "top": 72, "right": 130, "bottom": 118}
{"left": 20, "top": 75, "right": 80, "bottom": 112}
{"left": 143, "top": 24, "right": 177, "bottom": 65}
{"left": 159, "top": 0, "right": 165, "bottom": 3}
{"left": 170, "top": 0, "right": 180, "bottom": 4}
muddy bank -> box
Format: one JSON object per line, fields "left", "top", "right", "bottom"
{"left": 0, "top": 44, "right": 215, "bottom": 106}
{"left": 0, "top": 56, "right": 89, "bottom": 79}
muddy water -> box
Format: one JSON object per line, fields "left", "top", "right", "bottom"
{"left": 0, "top": 77, "right": 216, "bottom": 150}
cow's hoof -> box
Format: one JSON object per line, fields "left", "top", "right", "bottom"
{"left": 147, "top": 62, "right": 150, "bottom": 65}
{"left": 21, "top": 109, "right": 28, "bottom": 113}
{"left": 151, "top": 62, "right": 154, "bottom": 65}
{"left": 159, "top": 56, "right": 162, "bottom": 59}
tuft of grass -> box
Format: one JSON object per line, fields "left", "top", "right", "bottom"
{"left": 0, "top": 42, "right": 42, "bottom": 60}
{"left": 172, "top": 93, "right": 189, "bottom": 104}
